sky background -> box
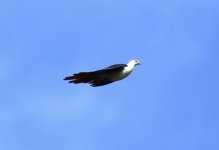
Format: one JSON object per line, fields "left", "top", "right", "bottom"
{"left": 0, "top": 0, "right": 219, "bottom": 150}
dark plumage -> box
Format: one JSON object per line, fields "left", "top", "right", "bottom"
{"left": 64, "top": 64, "right": 127, "bottom": 87}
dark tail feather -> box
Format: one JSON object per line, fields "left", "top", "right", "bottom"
{"left": 64, "top": 72, "right": 96, "bottom": 84}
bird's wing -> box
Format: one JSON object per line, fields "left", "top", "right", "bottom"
{"left": 103, "top": 64, "right": 127, "bottom": 72}
{"left": 64, "top": 64, "right": 127, "bottom": 87}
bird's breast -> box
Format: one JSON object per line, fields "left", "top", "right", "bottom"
{"left": 109, "top": 66, "right": 133, "bottom": 81}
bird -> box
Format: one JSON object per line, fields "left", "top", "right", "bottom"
{"left": 63, "top": 60, "right": 140, "bottom": 87}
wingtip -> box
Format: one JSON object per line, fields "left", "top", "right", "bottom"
{"left": 63, "top": 77, "right": 70, "bottom": 80}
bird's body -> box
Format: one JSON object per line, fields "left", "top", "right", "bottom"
{"left": 64, "top": 60, "right": 140, "bottom": 87}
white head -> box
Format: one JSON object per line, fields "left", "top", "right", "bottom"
{"left": 129, "top": 60, "right": 141, "bottom": 66}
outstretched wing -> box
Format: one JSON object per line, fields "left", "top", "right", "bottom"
{"left": 63, "top": 64, "right": 127, "bottom": 87}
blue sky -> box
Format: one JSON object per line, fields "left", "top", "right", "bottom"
{"left": 0, "top": 0, "right": 219, "bottom": 150}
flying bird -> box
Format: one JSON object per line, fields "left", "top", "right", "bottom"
{"left": 64, "top": 60, "right": 140, "bottom": 87}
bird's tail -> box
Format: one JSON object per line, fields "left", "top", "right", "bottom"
{"left": 63, "top": 72, "right": 96, "bottom": 84}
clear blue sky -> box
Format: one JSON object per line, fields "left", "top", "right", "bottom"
{"left": 0, "top": 0, "right": 219, "bottom": 150}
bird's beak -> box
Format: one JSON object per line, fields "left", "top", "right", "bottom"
{"left": 137, "top": 61, "right": 141, "bottom": 65}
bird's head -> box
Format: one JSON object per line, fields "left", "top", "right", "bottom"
{"left": 129, "top": 60, "right": 141, "bottom": 66}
